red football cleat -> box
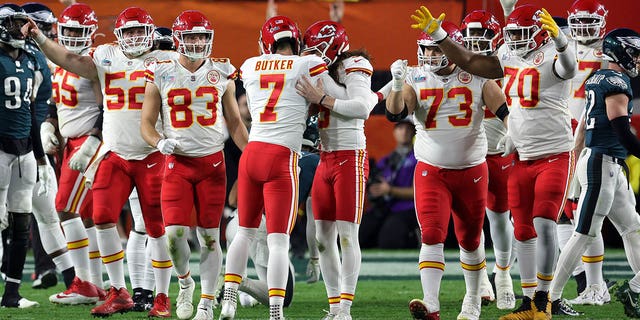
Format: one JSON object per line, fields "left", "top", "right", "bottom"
{"left": 49, "top": 277, "right": 100, "bottom": 305}
{"left": 90, "top": 287, "right": 134, "bottom": 317}
{"left": 409, "top": 299, "right": 441, "bottom": 320}
{"left": 148, "top": 293, "right": 171, "bottom": 318}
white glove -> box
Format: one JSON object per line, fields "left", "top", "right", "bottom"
{"left": 69, "top": 135, "right": 101, "bottom": 172}
{"left": 40, "top": 122, "right": 59, "bottom": 154}
{"left": 497, "top": 134, "right": 516, "bottom": 157}
{"left": 37, "top": 164, "right": 51, "bottom": 196}
{"left": 156, "top": 138, "right": 179, "bottom": 155}
{"left": 499, "top": 0, "right": 518, "bottom": 17}
{"left": 390, "top": 59, "right": 408, "bottom": 92}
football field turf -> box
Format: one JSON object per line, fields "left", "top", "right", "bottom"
{"left": 1, "top": 250, "right": 632, "bottom": 319}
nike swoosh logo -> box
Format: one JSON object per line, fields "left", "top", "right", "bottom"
{"left": 501, "top": 164, "right": 511, "bottom": 170}
{"left": 548, "top": 158, "right": 559, "bottom": 163}
{"left": 354, "top": 58, "right": 363, "bottom": 63}
{"left": 147, "top": 163, "right": 157, "bottom": 168}
{"left": 473, "top": 177, "right": 482, "bottom": 183}
{"left": 213, "top": 161, "right": 222, "bottom": 167}
{"left": 339, "top": 160, "right": 348, "bottom": 166}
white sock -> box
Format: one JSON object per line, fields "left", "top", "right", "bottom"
{"left": 149, "top": 235, "right": 172, "bottom": 295}
{"left": 337, "top": 221, "right": 361, "bottom": 315}
{"left": 533, "top": 217, "right": 558, "bottom": 292}
{"left": 224, "top": 227, "right": 257, "bottom": 291}
{"left": 267, "top": 233, "right": 289, "bottom": 319}
{"left": 557, "top": 223, "right": 584, "bottom": 276}
{"left": 583, "top": 231, "right": 604, "bottom": 287}
{"left": 60, "top": 218, "right": 90, "bottom": 281}
{"left": 166, "top": 225, "right": 191, "bottom": 277}
{"left": 630, "top": 273, "right": 640, "bottom": 293}
{"left": 419, "top": 243, "right": 444, "bottom": 312}
{"left": 486, "top": 209, "right": 513, "bottom": 269}
{"left": 97, "top": 227, "right": 126, "bottom": 289}
{"left": 623, "top": 231, "right": 640, "bottom": 273}
{"left": 126, "top": 231, "right": 147, "bottom": 290}
{"left": 516, "top": 238, "right": 537, "bottom": 298}
{"left": 460, "top": 245, "right": 485, "bottom": 297}
{"left": 315, "top": 220, "right": 341, "bottom": 314}
{"left": 39, "top": 221, "right": 74, "bottom": 273}
{"left": 550, "top": 232, "right": 591, "bottom": 301}
{"left": 197, "top": 227, "right": 222, "bottom": 300}
{"left": 85, "top": 226, "right": 103, "bottom": 287}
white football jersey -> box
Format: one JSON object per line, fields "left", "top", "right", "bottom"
{"left": 497, "top": 42, "right": 573, "bottom": 160}
{"left": 240, "top": 54, "right": 327, "bottom": 153}
{"left": 319, "top": 56, "right": 374, "bottom": 151}
{"left": 147, "top": 58, "right": 236, "bottom": 157}
{"left": 54, "top": 49, "right": 100, "bottom": 139}
{"left": 92, "top": 44, "right": 177, "bottom": 160}
{"left": 406, "top": 66, "right": 488, "bottom": 169}
{"left": 568, "top": 40, "right": 605, "bottom": 120}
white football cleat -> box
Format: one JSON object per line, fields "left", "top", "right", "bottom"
{"left": 218, "top": 287, "right": 237, "bottom": 320}
{"left": 495, "top": 270, "right": 516, "bottom": 310}
{"left": 457, "top": 294, "right": 481, "bottom": 320}
{"left": 479, "top": 271, "right": 495, "bottom": 304}
{"left": 568, "top": 282, "right": 611, "bottom": 306}
{"left": 176, "top": 277, "right": 195, "bottom": 319}
{"left": 193, "top": 304, "right": 214, "bottom": 320}
{"left": 334, "top": 310, "right": 352, "bottom": 320}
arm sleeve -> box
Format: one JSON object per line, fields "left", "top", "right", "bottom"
{"left": 553, "top": 45, "right": 577, "bottom": 80}
{"left": 331, "top": 72, "right": 376, "bottom": 119}
{"left": 610, "top": 116, "right": 640, "bottom": 158}
{"left": 30, "top": 104, "right": 45, "bottom": 159}
{"left": 92, "top": 105, "right": 104, "bottom": 132}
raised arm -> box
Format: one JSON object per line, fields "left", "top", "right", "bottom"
{"left": 222, "top": 81, "right": 249, "bottom": 151}
{"left": 410, "top": 6, "right": 504, "bottom": 79}
{"left": 385, "top": 60, "right": 417, "bottom": 121}
{"left": 23, "top": 17, "right": 98, "bottom": 81}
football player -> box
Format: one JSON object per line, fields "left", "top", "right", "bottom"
{"left": 387, "top": 21, "right": 508, "bottom": 320}
{"left": 460, "top": 10, "right": 514, "bottom": 310}
{"left": 560, "top": 0, "right": 611, "bottom": 307}
{"left": 22, "top": 2, "right": 106, "bottom": 305}
{"left": 550, "top": 27, "right": 640, "bottom": 319}
{"left": 24, "top": 6, "right": 177, "bottom": 317}
{"left": 0, "top": 3, "right": 46, "bottom": 309}
{"left": 219, "top": 15, "right": 328, "bottom": 320}
{"left": 411, "top": 3, "right": 577, "bottom": 320}
{"left": 295, "top": 20, "right": 379, "bottom": 320}
{"left": 141, "top": 10, "right": 248, "bottom": 320}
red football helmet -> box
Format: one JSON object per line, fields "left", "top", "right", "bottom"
{"left": 114, "top": 7, "right": 154, "bottom": 56}
{"left": 259, "top": 15, "right": 301, "bottom": 55}
{"left": 57, "top": 3, "right": 97, "bottom": 53}
{"left": 503, "top": 5, "right": 549, "bottom": 56}
{"left": 302, "top": 20, "right": 349, "bottom": 66}
{"left": 172, "top": 10, "right": 213, "bottom": 60}
{"left": 417, "top": 21, "right": 463, "bottom": 72}
{"left": 568, "top": 0, "right": 607, "bottom": 42}
{"left": 461, "top": 10, "right": 503, "bottom": 55}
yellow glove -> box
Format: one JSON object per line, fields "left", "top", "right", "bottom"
{"left": 410, "top": 6, "right": 447, "bottom": 42}
{"left": 539, "top": 8, "right": 568, "bottom": 50}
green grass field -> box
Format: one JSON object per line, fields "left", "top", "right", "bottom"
{"left": 0, "top": 250, "right": 633, "bottom": 319}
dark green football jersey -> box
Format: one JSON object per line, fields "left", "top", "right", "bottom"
{"left": 583, "top": 69, "right": 634, "bottom": 159}
{"left": 0, "top": 49, "right": 38, "bottom": 139}
{"left": 26, "top": 42, "right": 51, "bottom": 125}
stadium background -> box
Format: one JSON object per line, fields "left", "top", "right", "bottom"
{"left": 36, "top": 0, "right": 640, "bottom": 248}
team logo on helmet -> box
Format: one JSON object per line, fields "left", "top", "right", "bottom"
{"left": 458, "top": 71, "right": 472, "bottom": 84}
{"left": 533, "top": 51, "right": 544, "bottom": 65}
{"left": 618, "top": 36, "right": 640, "bottom": 48}
{"left": 207, "top": 70, "right": 220, "bottom": 84}
{"left": 606, "top": 76, "right": 628, "bottom": 90}
{"left": 144, "top": 57, "right": 158, "bottom": 68}
{"left": 317, "top": 25, "right": 337, "bottom": 39}
{"left": 594, "top": 48, "right": 603, "bottom": 57}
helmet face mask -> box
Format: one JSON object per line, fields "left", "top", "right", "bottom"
{"left": 0, "top": 4, "right": 29, "bottom": 49}
{"left": 461, "top": 10, "right": 503, "bottom": 55}
{"left": 464, "top": 28, "right": 496, "bottom": 54}
{"left": 172, "top": 11, "right": 214, "bottom": 60}
{"left": 568, "top": 0, "right": 607, "bottom": 43}
{"left": 114, "top": 7, "right": 154, "bottom": 57}
{"left": 57, "top": 3, "right": 97, "bottom": 54}
{"left": 503, "top": 25, "right": 543, "bottom": 56}
{"left": 416, "top": 21, "right": 463, "bottom": 72}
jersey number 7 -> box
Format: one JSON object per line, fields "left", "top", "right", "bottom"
{"left": 259, "top": 74, "right": 285, "bottom": 122}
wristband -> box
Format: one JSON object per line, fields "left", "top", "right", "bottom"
{"left": 319, "top": 95, "right": 328, "bottom": 106}
{"left": 495, "top": 103, "right": 510, "bottom": 121}
{"left": 34, "top": 32, "right": 47, "bottom": 46}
